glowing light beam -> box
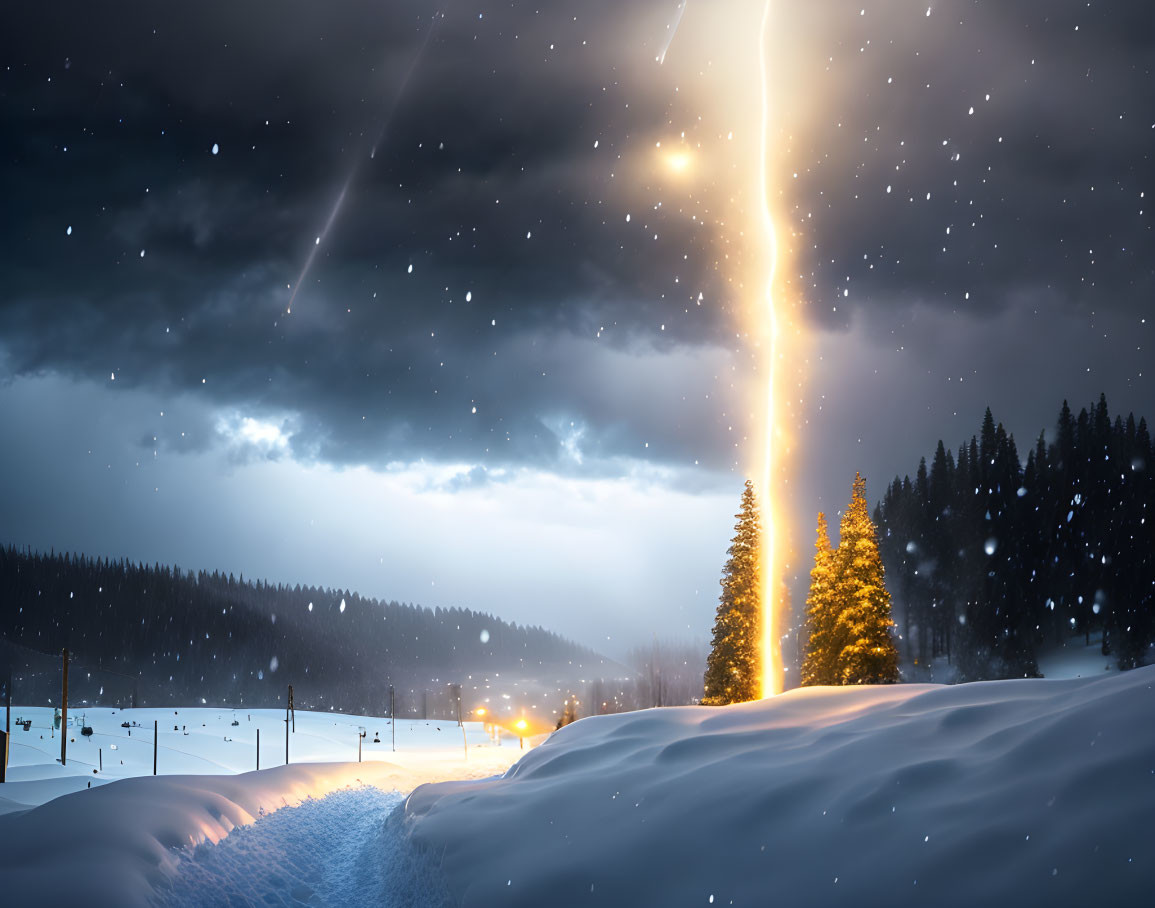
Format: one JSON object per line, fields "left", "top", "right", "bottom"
{"left": 758, "top": 0, "right": 780, "bottom": 698}
{"left": 286, "top": 12, "right": 442, "bottom": 315}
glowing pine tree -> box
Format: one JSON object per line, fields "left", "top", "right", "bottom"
{"left": 802, "top": 474, "right": 900, "bottom": 686}
{"left": 800, "top": 512, "right": 839, "bottom": 685}
{"left": 833, "top": 473, "right": 900, "bottom": 684}
{"left": 702, "top": 480, "right": 761, "bottom": 704}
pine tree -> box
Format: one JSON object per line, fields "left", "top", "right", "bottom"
{"left": 833, "top": 473, "right": 900, "bottom": 683}
{"left": 702, "top": 480, "right": 762, "bottom": 704}
{"left": 556, "top": 697, "right": 579, "bottom": 729}
{"left": 801, "top": 473, "right": 900, "bottom": 686}
{"left": 800, "top": 513, "right": 838, "bottom": 685}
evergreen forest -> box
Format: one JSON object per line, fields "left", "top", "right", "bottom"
{"left": 874, "top": 396, "right": 1153, "bottom": 680}
{"left": 0, "top": 546, "right": 602, "bottom": 713}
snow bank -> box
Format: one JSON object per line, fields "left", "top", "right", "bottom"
{"left": 402, "top": 667, "right": 1155, "bottom": 906}
{"left": 0, "top": 748, "right": 513, "bottom": 908}
{"left": 0, "top": 762, "right": 410, "bottom": 907}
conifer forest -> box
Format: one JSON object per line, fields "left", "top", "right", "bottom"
{"left": 873, "top": 396, "right": 1153, "bottom": 680}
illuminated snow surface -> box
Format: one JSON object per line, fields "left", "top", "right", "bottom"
{"left": 0, "top": 668, "right": 1152, "bottom": 905}
{"left": 402, "top": 666, "right": 1155, "bottom": 907}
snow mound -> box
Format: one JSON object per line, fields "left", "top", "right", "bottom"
{"left": 402, "top": 667, "right": 1155, "bottom": 906}
{"left": 0, "top": 761, "right": 453, "bottom": 908}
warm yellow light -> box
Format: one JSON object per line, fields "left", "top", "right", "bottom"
{"left": 474, "top": 707, "right": 487, "bottom": 717}
{"left": 758, "top": 0, "right": 780, "bottom": 699}
{"left": 666, "top": 150, "right": 692, "bottom": 173}
{"left": 515, "top": 719, "right": 528, "bottom": 732}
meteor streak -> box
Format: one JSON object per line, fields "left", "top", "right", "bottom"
{"left": 656, "top": 1, "right": 688, "bottom": 65}
{"left": 286, "top": 12, "right": 442, "bottom": 315}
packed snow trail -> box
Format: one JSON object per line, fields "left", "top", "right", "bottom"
{"left": 156, "top": 786, "right": 405, "bottom": 907}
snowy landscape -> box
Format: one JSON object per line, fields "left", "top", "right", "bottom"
{"left": 1, "top": 659, "right": 1151, "bottom": 905}
{"left": 3, "top": 0, "right": 1153, "bottom": 904}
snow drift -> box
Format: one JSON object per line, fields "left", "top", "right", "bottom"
{"left": 401, "top": 666, "right": 1155, "bottom": 906}
{"left": 0, "top": 762, "right": 414, "bottom": 907}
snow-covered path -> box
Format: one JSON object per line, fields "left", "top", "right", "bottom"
{"left": 156, "top": 786, "right": 404, "bottom": 907}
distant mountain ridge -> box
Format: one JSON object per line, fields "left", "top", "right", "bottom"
{"left": 0, "top": 545, "right": 604, "bottom": 712}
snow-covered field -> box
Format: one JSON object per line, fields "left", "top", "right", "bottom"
{"left": 0, "top": 705, "right": 523, "bottom": 815}
{"left": 1, "top": 668, "right": 1152, "bottom": 906}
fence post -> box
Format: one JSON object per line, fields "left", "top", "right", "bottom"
{"left": 153, "top": 720, "right": 157, "bottom": 775}
{"left": 60, "top": 648, "right": 69, "bottom": 767}
{"left": 285, "top": 714, "right": 289, "bottom": 766}
{"left": 256, "top": 728, "right": 260, "bottom": 771}
{"left": 358, "top": 733, "right": 362, "bottom": 763}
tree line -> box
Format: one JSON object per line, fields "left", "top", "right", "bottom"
{"left": 874, "top": 395, "right": 1153, "bottom": 680}
{"left": 0, "top": 545, "right": 604, "bottom": 713}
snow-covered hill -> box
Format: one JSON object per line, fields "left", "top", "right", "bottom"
{"left": 1, "top": 669, "right": 1151, "bottom": 906}
{"left": 402, "top": 666, "right": 1155, "bottom": 906}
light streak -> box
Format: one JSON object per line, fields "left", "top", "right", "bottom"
{"left": 757, "top": 0, "right": 779, "bottom": 698}
{"left": 656, "top": 1, "right": 688, "bottom": 65}
{"left": 286, "top": 12, "right": 442, "bottom": 315}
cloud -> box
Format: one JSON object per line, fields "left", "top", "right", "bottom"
{"left": 0, "top": 0, "right": 748, "bottom": 480}
{"left": 774, "top": 1, "right": 1154, "bottom": 331}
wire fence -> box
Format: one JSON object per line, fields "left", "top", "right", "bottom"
{"left": 0, "top": 636, "right": 483, "bottom": 780}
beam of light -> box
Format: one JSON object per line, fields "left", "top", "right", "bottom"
{"left": 286, "top": 12, "right": 442, "bottom": 315}
{"left": 656, "top": 1, "right": 688, "bottom": 64}
{"left": 758, "top": 0, "right": 780, "bottom": 698}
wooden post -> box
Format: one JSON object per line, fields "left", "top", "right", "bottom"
{"left": 358, "top": 733, "right": 362, "bottom": 763}
{"left": 0, "top": 729, "right": 7, "bottom": 783}
{"left": 153, "top": 720, "right": 157, "bottom": 775}
{"left": 288, "top": 684, "right": 294, "bottom": 733}
{"left": 256, "top": 728, "right": 260, "bottom": 771}
{"left": 60, "top": 648, "right": 69, "bottom": 767}
{"left": 99, "top": 747, "right": 102, "bottom": 773}
{"left": 285, "top": 714, "right": 289, "bottom": 766}
{"left": 390, "top": 686, "right": 396, "bottom": 752}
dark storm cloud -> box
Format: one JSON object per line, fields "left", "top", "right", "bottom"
{"left": 1, "top": 0, "right": 1151, "bottom": 485}
{"left": 777, "top": 0, "right": 1154, "bottom": 328}
{"left": 1, "top": 0, "right": 735, "bottom": 474}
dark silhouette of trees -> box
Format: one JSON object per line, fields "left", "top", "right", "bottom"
{"left": 875, "top": 396, "right": 1154, "bottom": 679}
{"left": 0, "top": 546, "right": 602, "bottom": 711}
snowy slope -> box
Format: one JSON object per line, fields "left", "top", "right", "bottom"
{"left": 402, "top": 666, "right": 1155, "bottom": 907}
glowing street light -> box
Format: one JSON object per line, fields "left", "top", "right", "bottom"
{"left": 515, "top": 718, "right": 528, "bottom": 749}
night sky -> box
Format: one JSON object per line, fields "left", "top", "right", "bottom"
{"left": 2, "top": 1, "right": 1151, "bottom": 654}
